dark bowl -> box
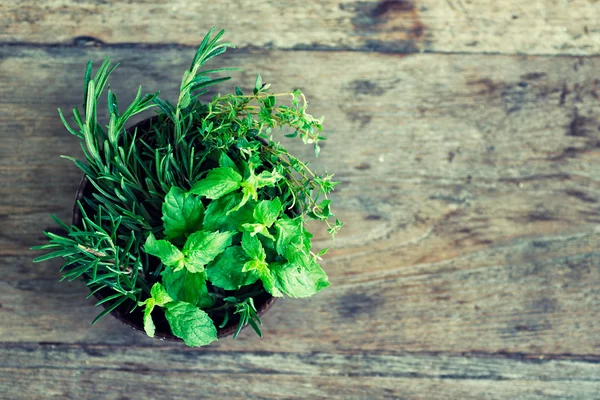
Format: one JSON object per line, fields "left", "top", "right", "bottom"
{"left": 71, "top": 117, "right": 277, "bottom": 342}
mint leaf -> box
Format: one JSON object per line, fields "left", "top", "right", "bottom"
{"left": 189, "top": 167, "right": 242, "bottom": 199}
{"left": 140, "top": 283, "right": 174, "bottom": 338}
{"left": 254, "top": 198, "right": 282, "bottom": 228}
{"left": 218, "top": 151, "right": 239, "bottom": 171}
{"left": 236, "top": 235, "right": 281, "bottom": 296}
{"left": 203, "top": 192, "right": 254, "bottom": 232}
{"left": 162, "top": 267, "right": 213, "bottom": 308}
{"left": 182, "top": 230, "right": 235, "bottom": 272}
{"left": 272, "top": 260, "right": 330, "bottom": 298}
{"left": 165, "top": 301, "right": 217, "bottom": 347}
{"left": 242, "top": 258, "right": 268, "bottom": 272}
{"left": 143, "top": 298, "right": 156, "bottom": 337}
{"left": 241, "top": 222, "right": 275, "bottom": 240}
{"left": 242, "top": 232, "right": 265, "bottom": 261}
{"left": 284, "top": 235, "right": 311, "bottom": 266}
{"left": 239, "top": 198, "right": 281, "bottom": 240}
{"left": 274, "top": 216, "right": 304, "bottom": 256}
{"left": 162, "top": 186, "right": 205, "bottom": 240}
{"left": 243, "top": 168, "right": 283, "bottom": 194}
{"left": 229, "top": 168, "right": 282, "bottom": 213}
{"left": 257, "top": 267, "right": 283, "bottom": 297}
{"left": 195, "top": 282, "right": 214, "bottom": 308}
{"left": 234, "top": 182, "right": 255, "bottom": 212}
{"left": 254, "top": 169, "right": 283, "bottom": 188}
{"left": 206, "top": 246, "right": 260, "bottom": 290}
{"left": 150, "top": 282, "right": 174, "bottom": 306}
{"left": 144, "top": 233, "right": 185, "bottom": 271}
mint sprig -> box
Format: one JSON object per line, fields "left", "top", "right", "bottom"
{"left": 189, "top": 167, "right": 242, "bottom": 199}
{"left": 140, "top": 283, "right": 217, "bottom": 346}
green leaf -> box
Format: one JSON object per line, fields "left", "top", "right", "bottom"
{"left": 182, "top": 230, "right": 235, "bottom": 272}
{"left": 83, "top": 60, "right": 93, "bottom": 107}
{"left": 284, "top": 235, "right": 311, "bottom": 266}
{"left": 248, "top": 169, "right": 283, "bottom": 190}
{"left": 162, "top": 267, "right": 213, "bottom": 308}
{"left": 271, "top": 260, "right": 330, "bottom": 298}
{"left": 313, "top": 199, "right": 332, "bottom": 220}
{"left": 144, "top": 233, "right": 185, "bottom": 271}
{"left": 274, "top": 216, "right": 304, "bottom": 256}
{"left": 242, "top": 258, "right": 268, "bottom": 273}
{"left": 33, "top": 249, "right": 78, "bottom": 263}
{"left": 223, "top": 236, "right": 281, "bottom": 296}
{"left": 238, "top": 198, "right": 281, "bottom": 240}
{"left": 257, "top": 170, "right": 283, "bottom": 187}
{"left": 153, "top": 97, "right": 176, "bottom": 122}
{"left": 233, "top": 298, "right": 262, "bottom": 338}
{"left": 203, "top": 192, "right": 254, "bottom": 232}
{"left": 253, "top": 198, "right": 282, "bottom": 228}
{"left": 58, "top": 108, "right": 80, "bottom": 136}
{"left": 188, "top": 76, "right": 231, "bottom": 93}
{"left": 196, "top": 283, "right": 214, "bottom": 308}
{"left": 264, "top": 95, "right": 276, "bottom": 109}
{"left": 218, "top": 152, "right": 239, "bottom": 171}
{"left": 189, "top": 167, "right": 242, "bottom": 199}
{"left": 254, "top": 74, "right": 263, "bottom": 95}
{"left": 241, "top": 222, "right": 264, "bottom": 235}
{"left": 327, "top": 218, "right": 345, "bottom": 239}
{"left": 91, "top": 296, "right": 128, "bottom": 325}
{"left": 143, "top": 298, "right": 156, "bottom": 337}
{"left": 242, "top": 232, "right": 266, "bottom": 260}
{"left": 257, "top": 268, "right": 283, "bottom": 297}
{"left": 162, "top": 186, "right": 205, "bottom": 240}
{"left": 165, "top": 302, "right": 217, "bottom": 347}
{"left": 150, "top": 282, "right": 173, "bottom": 306}
{"left": 206, "top": 246, "right": 260, "bottom": 290}
{"left": 229, "top": 168, "right": 282, "bottom": 214}
{"left": 234, "top": 183, "right": 255, "bottom": 212}
{"left": 241, "top": 223, "right": 276, "bottom": 240}
{"left": 317, "top": 248, "right": 329, "bottom": 257}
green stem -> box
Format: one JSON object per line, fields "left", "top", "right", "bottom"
{"left": 205, "top": 290, "right": 265, "bottom": 313}
{"left": 206, "top": 303, "right": 235, "bottom": 313}
{"left": 137, "top": 276, "right": 151, "bottom": 296}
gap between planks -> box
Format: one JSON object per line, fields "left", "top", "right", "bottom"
{"left": 2, "top": 344, "right": 599, "bottom": 383}
{"left": 1, "top": 41, "right": 599, "bottom": 58}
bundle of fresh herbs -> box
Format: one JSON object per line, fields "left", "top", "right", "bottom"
{"left": 32, "top": 28, "right": 342, "bottom": 347}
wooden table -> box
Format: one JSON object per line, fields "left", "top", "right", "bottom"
{"left": 2, "top": 1, "right": 600, "bottom": 399}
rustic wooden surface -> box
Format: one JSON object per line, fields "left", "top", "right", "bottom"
{"left": 1, "top": 1, "right": 600, "bottom": 399}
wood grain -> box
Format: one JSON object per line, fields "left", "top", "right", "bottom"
{"left": 2, "top": 0, "right": 600, "bottom": 55}
{"left": 1, "top": 46, "right": 600, "bottom": 359}
{"left": 2, "top": 14, "right": 600, "bottom": 396}
{"left": 2, "top": 343, "right": 599, "bottom": 399}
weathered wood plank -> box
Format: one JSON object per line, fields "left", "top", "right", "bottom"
{"left": 2, "top": 0, "right": 600, "bottom": 55}
{"left": 1, "top": 344, "right": 599, "bottom": 399}
{"left": 1, "top": 47, "right": 600, "bottom": 356}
